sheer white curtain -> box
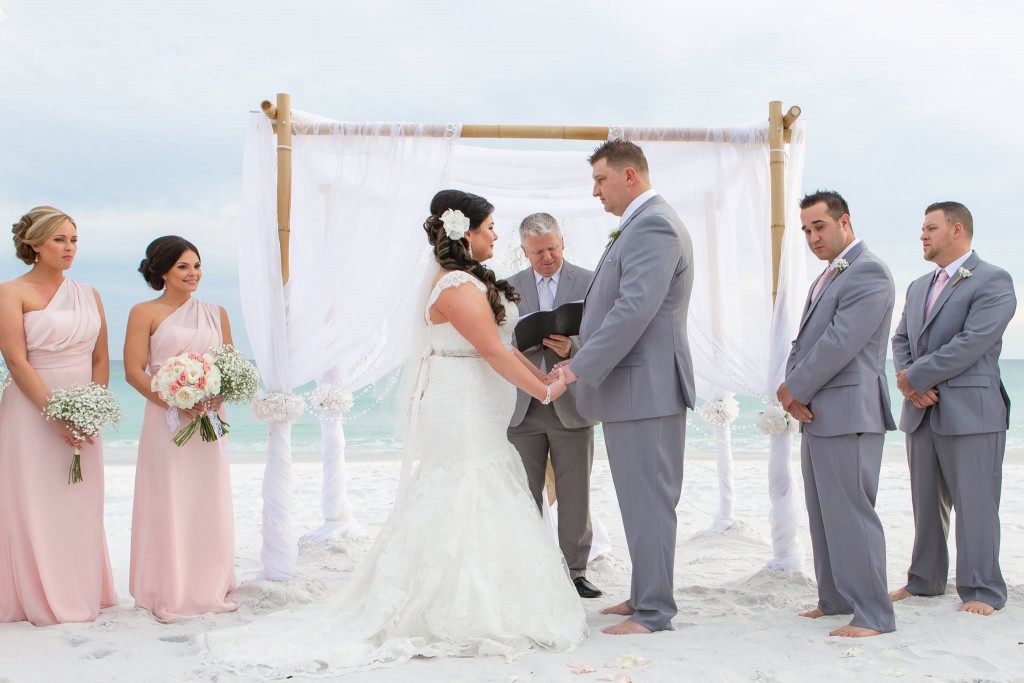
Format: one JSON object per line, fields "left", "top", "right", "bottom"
{"left": 240, "top": 115, "right": 808, "bottom": 578}
{"left": 240, "top": 113, "right": 459, "bottom": 578}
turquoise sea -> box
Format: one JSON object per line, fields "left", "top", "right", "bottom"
{"left": 98, "top": 360, "right": 1024, "bottom": 461}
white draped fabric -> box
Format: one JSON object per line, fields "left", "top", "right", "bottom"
{"left": 240, "top": 111, "right": 808, "bottom": 579}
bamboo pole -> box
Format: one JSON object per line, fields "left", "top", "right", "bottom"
{"left": 275, "top": 93, "right": 292, "bottom": 285}
{"left": 769, "top": 101, "right": 785, "bottom": 305}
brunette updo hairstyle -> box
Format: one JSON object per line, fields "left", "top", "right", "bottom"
{"left": 423, "top": 190, "right": 519, "bottom": 324}
{"left": 138, "top": 236, "right": 201, "bottom": 291}
{"left": 12, "top": 206, "right": 77, "bottom": 265}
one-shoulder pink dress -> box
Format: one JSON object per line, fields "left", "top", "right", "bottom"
{"left": 0, "top": 278, "right": 118, "bottom": 626}
{"left": 129, "top": 298, "right": 236, "bottom": 622}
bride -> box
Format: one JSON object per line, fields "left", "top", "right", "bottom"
{"left": 204, "top": 190, "right": 588, "bottom": 677}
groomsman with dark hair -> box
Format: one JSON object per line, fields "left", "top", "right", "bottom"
{"left": 778, "top": 189, "right": 897, "bottom": 637}
{"left": 890, "top": 201, "right": 1017, "bottom": 616}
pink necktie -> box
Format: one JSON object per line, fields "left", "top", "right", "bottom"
{"left": 810, "top": 268, "right": 830, "bottom": 301}
{"left": 925, "top": 269, "right": 950, "bottom": 317}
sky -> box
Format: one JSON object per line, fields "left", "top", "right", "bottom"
{"left": 1, "top": 0, "right": 1021, "bottom": 359}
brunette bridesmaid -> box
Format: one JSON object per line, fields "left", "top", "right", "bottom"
{"left": 124, "top": 236, "right": 236, "bottom": 622}
{"left": 0, "top": 206, "right": 118, "bottom": 626}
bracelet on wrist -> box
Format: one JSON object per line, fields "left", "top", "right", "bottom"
{"left": 541, "top": 384, "right": 552, "bottom": 405}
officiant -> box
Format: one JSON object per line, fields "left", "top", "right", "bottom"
{"left": 507, "top": 213, "right": 602, "bottom": 599}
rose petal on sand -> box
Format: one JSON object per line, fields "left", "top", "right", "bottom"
{"left": 570, "top": 667, "right": 597, "bottom": 674}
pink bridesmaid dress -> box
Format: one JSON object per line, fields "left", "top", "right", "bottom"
{"left": 129, "top": 298, "right": 237, "bottom": 622}
{"left": 0, "top": 278, "right": 118, "bottom": 626}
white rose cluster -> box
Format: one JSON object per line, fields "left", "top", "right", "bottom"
{"left": 210, "top": 345, "right": 261, "bottom": 405}
{"left": 251, "top": 391, "right": 306, "bottom": 424}
{"left": 151, "top": 352, "right": 221, "bottom": 409}
{"left": 697, "top": 398, "right": 740, "bottom": 427}
{"left": 304, "top": 383, "right": 354, "bottom": 420}
{"left": 755, "top": 403, "right": 800, "bottom": 436}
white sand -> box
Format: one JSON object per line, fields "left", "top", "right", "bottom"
{"left": 2, "top": 448, "right": 1023, "bottom": 682}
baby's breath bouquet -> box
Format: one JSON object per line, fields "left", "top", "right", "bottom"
{"left": 210, "top": 345, "right": 260, "bottom": 405}
{"left": 0, "top": 362, "right": 10, "bottom": 397}
{"left": 42, "top": 383, "right": 122, "bottom": 484}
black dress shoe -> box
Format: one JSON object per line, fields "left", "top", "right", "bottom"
{"left": 573, "top": 576, "right": 603, "bottom": 599}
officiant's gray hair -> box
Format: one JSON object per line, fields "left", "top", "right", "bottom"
{"left": 518, "top": 212, "right": 562, "bottom": 244}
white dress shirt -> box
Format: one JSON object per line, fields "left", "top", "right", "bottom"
{"left": 927, "top": 249, "right": 974, "bottom": 301}
{"left": 534, "top": 265, "right": 562, "bottom": 311}
{"left": 619, "top": 188, "right": 659, "bottom": 227}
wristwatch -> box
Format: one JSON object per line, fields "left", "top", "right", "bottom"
{"left": 541, "top": 384, "right": 552, "bottom": 405}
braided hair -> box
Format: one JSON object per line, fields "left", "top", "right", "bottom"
{"left": 423, "top": 190, "right": 519, "bottom": 324}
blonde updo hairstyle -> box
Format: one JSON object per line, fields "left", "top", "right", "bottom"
{"left": 12, "top": 206, "right": 77, "bottom": 265}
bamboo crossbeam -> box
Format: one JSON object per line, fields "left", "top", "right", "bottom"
{"left": 259, "top": 94, "right": 802, "bottom": 300}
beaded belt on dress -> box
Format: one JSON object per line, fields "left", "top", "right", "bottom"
{"left": 431, "top": 350, "right": 481, "bottom": 358}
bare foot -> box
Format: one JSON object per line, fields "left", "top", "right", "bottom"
{"left": 799, "top": 608, "right": 825, "bottom": 619}
{"left": 600, "top": 601, "right": 635, "bottom": 616}
{"left": 601, "top": 618, "right": 652, "bottom": 635}
{"left": 829, "top": 624, "right": 882, "bottom": 638}
{"left": 889, "top": 587, "right": 913, "bottom": 602}
{"left": 958, "top": 600, "right": 995, "bottom": 616}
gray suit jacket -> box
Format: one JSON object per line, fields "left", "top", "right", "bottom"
{"left": 786, "top": 242, "right": 897, "bottom": 437}
{"left": 508, "top": 261, "right": 598, "bottom": 429}
{"left": 571, "top": 195, "right": 695, "bottom": 423}
{"left": 891, "top": 252, "right": 1016, "bottom": 435}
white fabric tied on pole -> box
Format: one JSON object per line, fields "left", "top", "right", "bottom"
{"left": 696, "top": 390, "right": 739, "bottom": 534}
{"left": 240, "top": 113, "right": 459, "bottom": 579}
{"left": 304, "top": 373, "right": 364, "bottom": 543}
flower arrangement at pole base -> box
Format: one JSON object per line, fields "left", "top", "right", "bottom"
{"left": 252, "top": 391, "right": 306, "bottom": 424}
{"left": 697, "top": 398, "right": 740, "bottom": 427}
{"left": 304, "top": 383, "right": 354, "bottom": 421}
{"left": 42, "top": 383, "right": 122, "bottom": 484}
{"left": 151, "top": 351, "right": 224, "bottom": 446}
{"left": 756, "top": 403, "right": 799, "bottom": 436}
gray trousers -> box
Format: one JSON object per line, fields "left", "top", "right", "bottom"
{"left": 507, "top": 400, "right": 595, "bottom": 578}
{"left": 603, "top": 413, "right": 685, "bottom": 632}
{"left": 905, "top": 421, "right": 1006, "bottom": 609}
{"left": 801, "top": 432, "right": 895, "bottom": 633}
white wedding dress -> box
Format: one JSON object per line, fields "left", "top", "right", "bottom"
{"left": 203, "top": 271, "right": 587, "bottom": 678}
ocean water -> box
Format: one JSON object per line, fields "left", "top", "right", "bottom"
{"left": 96, "top": 360, "right": 1024, "bottom": 460}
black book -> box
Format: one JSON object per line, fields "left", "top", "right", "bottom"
{"left": 513, "top": 301, "right": 584, "bottom": 351}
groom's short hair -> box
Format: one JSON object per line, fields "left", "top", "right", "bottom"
{"left": 588, "top": 140, "right": 649, "bottom": 176}
{"left": 519, "top": 212, "right": 562, "bottom": 243}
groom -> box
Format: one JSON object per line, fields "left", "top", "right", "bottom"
{"left": 556, "top": 140, "right": 694, "bottom": 634}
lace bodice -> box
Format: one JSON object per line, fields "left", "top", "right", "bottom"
{"left": 425, "top": 271, "right": 518, "bottom": 354}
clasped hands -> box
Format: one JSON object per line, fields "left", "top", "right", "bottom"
{"left": 543, "top": 359, "right": 578, "bottom": 387}
{"left": 776, "top": 382, "right": 813, "bottom": 424}
{"left": 896, "top": 369, "right": 939, "bottom": 408}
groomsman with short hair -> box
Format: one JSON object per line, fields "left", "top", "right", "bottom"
{"left": 778, "top": 189, "right": 897, "bottom": 638}
{"left": 890, "top": 201, "right": 1017, "bottom": 616}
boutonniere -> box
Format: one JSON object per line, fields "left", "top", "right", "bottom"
{"left": 830, "top": 258, "right": 849, "bottom": 280}
{"left": 606, "top": 229, "right": 621, "bottom": 247}
{"left": 951, "top": 266, "right": 973, "bottom": 288}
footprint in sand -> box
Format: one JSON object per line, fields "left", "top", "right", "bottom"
{"left": 82, "top": 648, "right": 114, "bottom": 659}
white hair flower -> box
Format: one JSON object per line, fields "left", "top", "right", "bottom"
{"left": 440, "top": 208, "right": 470, "bottom": 241}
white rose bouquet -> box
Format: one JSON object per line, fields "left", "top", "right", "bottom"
{"left": 42, "top": 382, "right": 122, "bottom": 484}
{"left": 210, "top": 345, "right": 260, "bottom": 405}
{"left": 151, "top": 351, "right": 224, "bottom": 446}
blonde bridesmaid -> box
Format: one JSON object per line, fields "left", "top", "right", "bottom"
{"left": 124, "top": 235, "right": 237, "bottom": 622}
{"left": 0, "top": 206, "right": 118, "bottom": 626}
